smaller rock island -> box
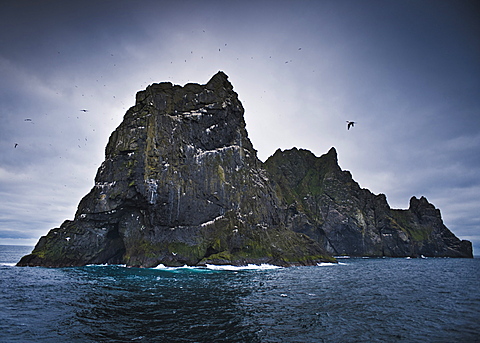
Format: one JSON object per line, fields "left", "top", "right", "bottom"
{"left": 18, "top": 72, "right": 472, "bottom": 268}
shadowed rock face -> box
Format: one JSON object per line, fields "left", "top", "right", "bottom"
{"left": 17, "top": 72, "right": 472, "bottom": 268}
{"left": 18, "top": 72, "right": 333, "bottom": 267}
{"left": 264, "top": 148, "right": 473, "bottom": 258}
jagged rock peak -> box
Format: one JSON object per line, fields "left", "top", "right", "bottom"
{"left": 325, "top": 146, "right": 337, "bottom": 160}
{"left": 267, "top": 147, "right": 341, "bottom": 177}
{"left": 105, "top": 71, "right": 252, "bottom": 160}
{"left": 17, "top": 72, "right": 334, "bottom": 268}
{"left": 265, "top": 147, "right": 473, "bottom": 258}
{"left": 133, "top": 71, "right": 239, "bottom": 116}
{"left": 206, "top": 71, "right": 232, "bottom": 90}
{"left": 271, "top": 146, "right": 337, "bottom": 161}
{"left": 409, "top": 196, "right": 438, "bottom": 212}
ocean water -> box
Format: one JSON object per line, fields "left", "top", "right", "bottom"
{"left": 1, "top": 245, "right": 479, "bottom": 343}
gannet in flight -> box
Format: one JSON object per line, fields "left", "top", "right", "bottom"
{"left": 346, "top": 121, "right": 356, "bottom": 130}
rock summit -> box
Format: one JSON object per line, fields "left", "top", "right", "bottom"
{"left": 18, "top": 72, "right": 472, "bottom": 267}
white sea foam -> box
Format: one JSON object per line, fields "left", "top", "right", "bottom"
{"left": 153, "top": 264, "right": 191, "bottom": 270}
{"left": 0, "top": 262, "right": 17, "bottom": 267}
{"left": 205, "top": 264, "right": 282, "bottom": 271}
{"left": 317, "top": 262, "right": 348, "bottom": 266}
{"left": 152, "top": 264, "right": 214, "bottom": 273}
{"left": 153, "top": 264, "right": 168, "bottom": 269}
{"left": 86, "top": 264, "right": 127, "bottom": 267}
{"left": 152, "top": 263, "right": 282, "bottom": 271}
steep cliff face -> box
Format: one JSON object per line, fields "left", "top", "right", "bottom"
{"left": 264, "top": 147, "right": 473, "bottom": 258}
{"left": 18, "top": 72, "right": 333, "bottom": 267}
{"left": 17, "top": 72, "right": 472, "bottom": 267}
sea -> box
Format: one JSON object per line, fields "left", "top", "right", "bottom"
{"left": 1, "top": 245, "right": 479, "bottom": 343}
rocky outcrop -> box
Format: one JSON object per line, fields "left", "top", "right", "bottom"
{"left": 18, "top": 72, "right": 472, "bottom": 268}
{"left": 17, "top": 72, "right": 333, "bottom": 267}
{"left": 264, "top": 147, "right": 473, "bottom": 258}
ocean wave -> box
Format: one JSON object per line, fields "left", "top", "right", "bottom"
{"left": 85, "top": 264, "right": 127, "bottom": 267}
{"left": 205, "top": 264, "right": 282, "bottom": 271}
{"left": 152, "top": 264, "right": 193, "bottom": 270}
{"left": 152, "top": 263, "right": 282, "bottom": 271}
{"left": 317, "top": 262, "right": 348, "bottom": 266}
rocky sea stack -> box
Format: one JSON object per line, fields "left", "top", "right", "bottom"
{"left": 18, "top": 72, "right": 472, "bottom": 267}
{"left": 265, "top": 147, "right": 472, "bottom": 258}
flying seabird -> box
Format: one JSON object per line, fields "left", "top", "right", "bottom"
{"left": 346, "top": 121, "right": 356, "bottom": 130}
{"left": 24, "top": 118, "right": 32, "bottom": 121}
{"left": 80, "top": 109, "right": 88, "bottom": 112}
{"left": 14, "top": 143, "right": 18, "bottom": 148}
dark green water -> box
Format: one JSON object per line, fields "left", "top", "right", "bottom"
{"left": 1, "top": 246, "right": 479, "bottom": 342}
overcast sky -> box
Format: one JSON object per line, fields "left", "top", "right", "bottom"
{"left": 1, "top": 0, "right": 479, "bottom": 253}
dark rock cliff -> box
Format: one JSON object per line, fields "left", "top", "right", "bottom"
{"left": 18, "top": 72, "right": 333, "bottom": 267}
{"left": 264, "top": 147, "right": 472, "bottom": 258}
{"left": 18, "top": 72, "right": 472, "bottom": 267}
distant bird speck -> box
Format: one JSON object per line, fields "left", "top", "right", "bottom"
{"left": 24, "top": 118, "right": 32, "bottom": 121}
{"left": 346, "top": 121, "right": 356, "bottom": 130}
{"left": 14, "top": 143, "right": 18, "bottom": 148}
{"left": 80, "top": 109, "right": 88, "bottom": 112}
